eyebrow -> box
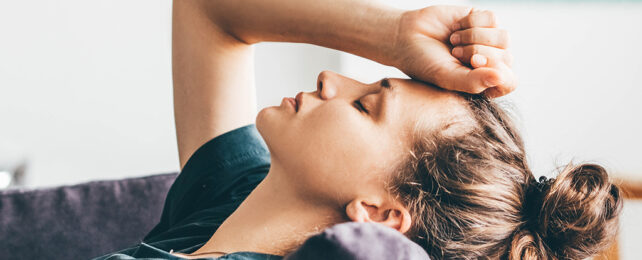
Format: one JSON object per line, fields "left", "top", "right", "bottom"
{"left": 380, "top": 78, "right": 392, "bottom": 89}
{"left": 377, "top": 78, "right": 395, "bottom": 121}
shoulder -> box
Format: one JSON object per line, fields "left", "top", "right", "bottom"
{"left": 182, "top": 124, "right": 269, "bottom": 174}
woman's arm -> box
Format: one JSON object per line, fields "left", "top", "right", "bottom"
{"left": 173, "top": 0, "right": 514, "bottom": 168}
{"left": 197, "top": 0, "right": 403, "bottom": 64}
{"left": 173, "top": 2, "right": 255, "bottom": 169}
{"left": 172, "top": 0, "right": 401, "bottom": 168}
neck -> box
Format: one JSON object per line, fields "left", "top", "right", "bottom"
{"left": 192, "top": 164, "right": 347, "bottom": 257}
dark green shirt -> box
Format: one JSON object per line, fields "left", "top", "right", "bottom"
{"left": 93, "top": 125, "right": 282, "bottom": 260}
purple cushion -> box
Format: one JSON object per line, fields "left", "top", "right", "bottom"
{"left": 286, "top": 222, "right": 430, "bottom": 260}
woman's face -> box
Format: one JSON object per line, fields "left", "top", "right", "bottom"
{"left": 256, "top": 71, "right": 466, "bottom": 205}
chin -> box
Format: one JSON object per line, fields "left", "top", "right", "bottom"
{"left": 255, "top": 107, "right": 273, "bottom": 138}
{"left": 256, "top": 106, "right": 302, "bottom": 161}
{"left": 255, "top": 106, "right": 286, "bottom": 151}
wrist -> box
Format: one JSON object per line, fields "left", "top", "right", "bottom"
{"left": 373, "top": 8, "right": 405, "bottom": 67}
{"left": 323, "top": 6, "right": 403, "bottom": 67}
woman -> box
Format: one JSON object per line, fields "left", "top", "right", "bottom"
{"left": 96, "top": 0, "right": 621, "bottom": 259}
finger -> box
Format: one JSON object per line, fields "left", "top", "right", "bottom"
{"left": 439, "top": 65, "right": 490, "bottom": 94}
{"left": 451, "top": 44, "right": 513, "bottom": 68}
{"left": 450, "top": 27, "right": 510, "bottom": 49}
{"left": 451, "top": 45, "right": 509, "bottom": 68}
{"left": 437, "top": 63, "right": 517, "bottom": 97}
{"left": 481, "top": 63, "right": 518, "bottom": 98}
{"left": 453, "top": 10, "right": 498, "bottom": 31}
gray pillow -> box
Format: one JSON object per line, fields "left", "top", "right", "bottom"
{"left": 286, "top": 222, "right": 430, "bottom": 260}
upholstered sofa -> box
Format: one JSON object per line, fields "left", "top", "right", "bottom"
{"left": 0, "top": 173, "right": 429, "bottom": 260}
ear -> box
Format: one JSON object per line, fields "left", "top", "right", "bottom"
{"left": 345, "top": 198, "right": 412, "bottom": 234}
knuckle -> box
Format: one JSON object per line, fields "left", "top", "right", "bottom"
{"left": 470, "top": 27, "right": 482, "bottom": 36}
{"left": 473, "top": 28, "right": 490, "bottom": 45}
{"left": 484, "top": 10, "right": 497, "bottom": 26}
{"left": 469, "top": 44, "right": 481, "bottom": 55}
{"left": 465, "top": 29, "right": 477, "bottom": 43}
{"left": 499, "top": 29, "right": 510, "bottom": 47}
{"left": 473, "top": 85, "right": 487, "bottom": 94}
{"left": 462, "top": 16, "right": 473, "bottom": 28}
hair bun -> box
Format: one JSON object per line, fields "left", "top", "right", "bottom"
{"left": 512, "top": 163, "right": 623, "bottom": 259}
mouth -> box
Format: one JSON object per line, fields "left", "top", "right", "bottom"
{"left": 294, "top": 92, "right": 303, "bottom": 112}
{"left": 284, "top": 97, "right": 297, "bottom": 112}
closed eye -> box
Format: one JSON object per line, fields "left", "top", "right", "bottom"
{"left": 353, "top": 100, "right": 368, "bottom": 114}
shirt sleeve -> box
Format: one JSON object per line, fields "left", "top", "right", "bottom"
{"left": 143, "top": 124, "right": 271, "bottom": 240}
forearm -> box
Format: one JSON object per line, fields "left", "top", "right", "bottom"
{"left": 197, "top": 0, "right": 403, "bottom": 66}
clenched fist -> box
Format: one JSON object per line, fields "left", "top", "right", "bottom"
{"left": 391, "top": 6, "right": 516, "bottom": 98}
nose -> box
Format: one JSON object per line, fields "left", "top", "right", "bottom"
{"left": 316, "top": 70, "right": 339, "bottom": 100}
{"left": 315, "top": 70, "right": 373, "bottom": 101}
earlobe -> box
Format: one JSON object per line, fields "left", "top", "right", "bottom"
{"left": 394, "top": 208, "right": 413, "bottom": 234}
{"left": 378, "top": 207, "right": 412, "bottom": 234}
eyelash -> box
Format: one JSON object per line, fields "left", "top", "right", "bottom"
{"left": 353, "top": 100, "right": 368, "bottom": 114}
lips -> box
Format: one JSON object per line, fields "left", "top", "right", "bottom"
{"left": 295, "top": 92, "right": 303, "bottom": 112}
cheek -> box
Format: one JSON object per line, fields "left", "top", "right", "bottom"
{"left": 291, "top": 104, "right": 386, "bottom": 178}
{"left": 261, "top": 101, "right": 394, "bottom": 175}
{"left": 302, "top": 103, "right": 367, "bottom": 152}
{"left": 263, "top": 102, "right": 404, "bottom": 201}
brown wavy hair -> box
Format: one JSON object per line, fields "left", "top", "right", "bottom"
{"left": 388, "top": 94, "right": 622, "bottom": 259}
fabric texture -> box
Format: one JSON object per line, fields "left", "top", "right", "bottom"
{"left": 0, "top": 172, "right": 178, "bottom": 260}
{"left": 93, "top": 124, "right": 281, "bottom": 260}
{"left": 286, "top": 222, "right": 430, "bottom": 260}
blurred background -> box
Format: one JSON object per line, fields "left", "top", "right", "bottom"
{"left": 0, "top": 0, "right": 640, "bottom": 258}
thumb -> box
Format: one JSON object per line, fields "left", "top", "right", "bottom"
{"left": 480, "top": 63, "right": 517, "bottom": 98}
{"left": 436, "top": 62, "right": 516, "bottom": 98}
{"left": 435, "top": 64, "right": 491, "bottom": 94}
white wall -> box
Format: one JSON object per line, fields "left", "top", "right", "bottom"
{"left": 0, "top": 0, "right": 177, "bottom": 186}
{"left": 0, "top": 0, "right": 342, "bottom": 187}
{"left": 1, "top": 0, "right": 640, "bottom": 258}
{"left": 481, "top": 2, "right": 642, "bottom": 180}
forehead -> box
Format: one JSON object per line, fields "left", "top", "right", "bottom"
{"left": 385, "top": 78, "right": 468, "bottom": 134}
